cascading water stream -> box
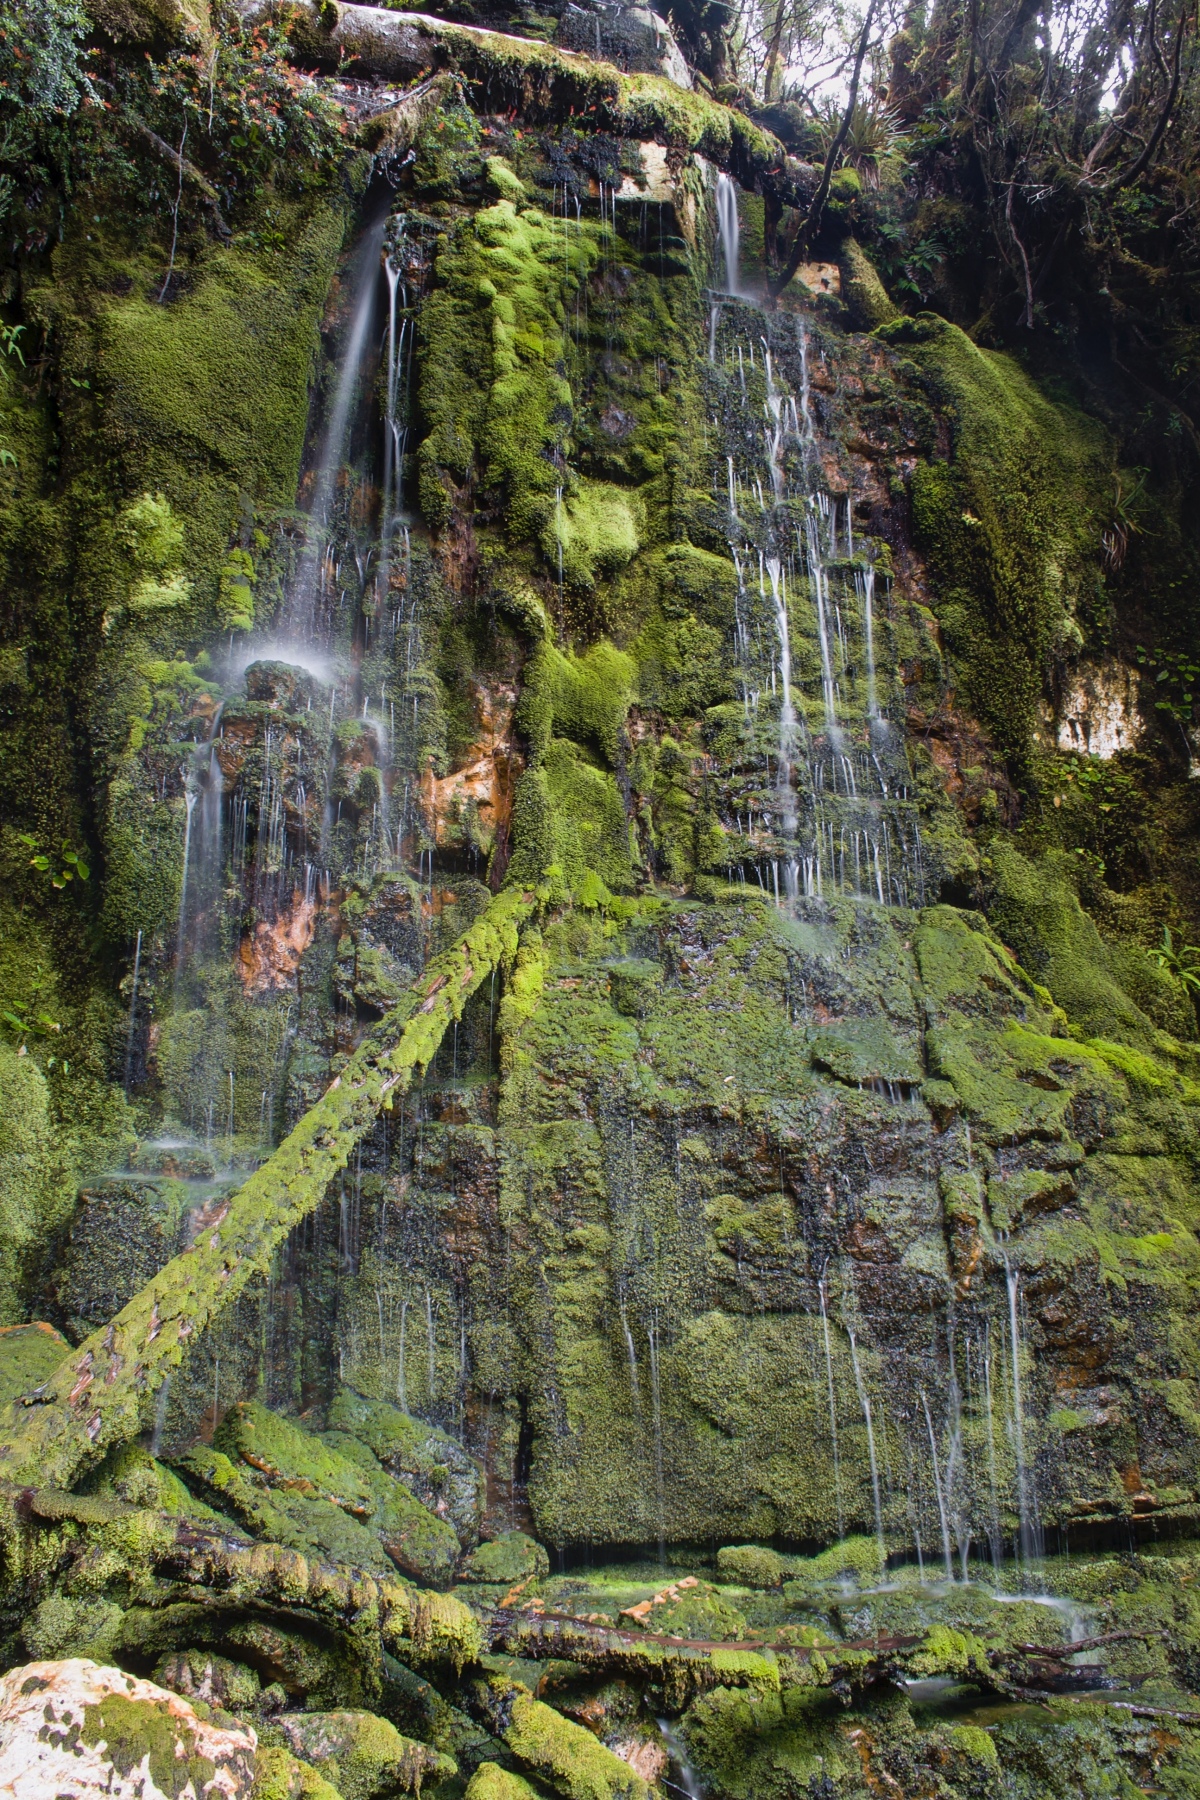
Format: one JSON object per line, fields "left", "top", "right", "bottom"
{"left": 715, "top": 172, "right": 742, "bottom": 297}
{"left": 286, "top": 208, "right": 389, "bottom": 646}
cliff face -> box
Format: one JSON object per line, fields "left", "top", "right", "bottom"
{"left": 3, "top": 4, "right": 1200, "bottom": 1793}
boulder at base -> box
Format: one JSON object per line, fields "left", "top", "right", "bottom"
{"left": 0, "top": 1658, "right": 257, "bottom": 1799}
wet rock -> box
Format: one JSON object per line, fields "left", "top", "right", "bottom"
{"left": 0, "top": 1658, "right": 257, "bottom": 1799}
{"left": 53, "top": 1180, "right": 189, "bottom": 1341}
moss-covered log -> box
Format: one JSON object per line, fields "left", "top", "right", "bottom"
{"left": 0, "top": 886, "right": 538, "bottom": 1494}
{"left": 241, "top": 0, "right": 814, "bottom": 204}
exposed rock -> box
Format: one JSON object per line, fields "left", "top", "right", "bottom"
{"left": 0, "top": 1659, "right": 257, "bottom": 1799}
{"left": 1056, "top": 660, "right": 1142, "bottom": 758}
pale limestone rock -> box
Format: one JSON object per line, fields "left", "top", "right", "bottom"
{"left": 0, "top": 1658, "right": 257, "bottom": 1800}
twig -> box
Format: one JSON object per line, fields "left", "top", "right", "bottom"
{"left": 157, "top": 121, "right": 188, "bottom": 304}
{"left": 767, "top": 0, "right": 877, "bottom": 302}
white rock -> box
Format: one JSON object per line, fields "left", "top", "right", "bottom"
{"left": 0, "top": 1658, "right": 257, "bottom": 1800}
{"left": 1056, "top": 662, "right": 1141, "bottom": 759}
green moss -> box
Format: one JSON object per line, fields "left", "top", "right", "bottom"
{"left": 81, "top": 1693, "right": 231, "bottom": 1800}
{"left": 545, "top": 481, "right": 644, "bottom": 590}
{"left": 841, "top": 239, "right": 901, "bottom": 330}
{"left": 278, "top": 1711, "right": 456, "bottom": 1800}
{"left": 250, "top": 1744, "right": 344, "bottom": 1800}
{"left": 502, "top": 1686, "right": 648, "bottom": 1800}
{"left": 0, "top": 1320, "right": 70, "bottom": 1399}
{"left": 715, "top": 1545, "right": 785, "bottom": 1588}
{"left": 417, "top": 198, "right": 602, "bottom": 546}
{"left": 0, "top": 1047, "right": 76, "bottom": 1322}
{"left": 881, "top": 313, "right": 1109, "bottom": 766}
{"left": 465, "top": 1766, "right": 541, "bottom": 1800}
{"left": 461, "top": 1530, "right": 549, "bottom": 1585}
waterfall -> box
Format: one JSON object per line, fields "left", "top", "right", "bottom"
{"left": 658, "top": 1720, "right": 706, "bottom": 1799}
{"left": 983, "top": 1323, "right": 1004, "bottom": 1570}
{"left": 175, "top": 780, "right": 198, "bottom": 977}
{"left": 765, "top": 556, "right": 797, "bottom": 841}
{"left": 715, "top": 173, "right": 742, "bottom": 296}
{"left": 806, "top": 509, "right": 842, "bottom": 745}
{"left": 847, "top": 1328, "right": 886, "bottom": 1570}
{"left": 286, "top": 208, "right": 389, "bottom": 643}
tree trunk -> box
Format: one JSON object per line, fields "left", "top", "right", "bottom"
{"left": 0, "top": 886, "right": 538, "bottom": 1494}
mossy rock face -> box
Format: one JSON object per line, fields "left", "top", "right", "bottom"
{"left": 277, "top": 1711, "right": 456, "bottom": 1800}
{"left": 460, "top": 1531, "right": 550, "bottom": 1586}
{"left": 326, "top": 1389, "right": 484, "bottom": 1547}
{"left": 176, "top": 1402, "right": 461, "bottom": 1584}
{"left": 53, "top": 1180, "right": 190, "bottom": 1342}
{"left": 879, "top": 311, "right": 1109, "bottom": 767}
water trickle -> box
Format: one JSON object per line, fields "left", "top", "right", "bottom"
{"left": 287, "top": 207, "right": 390, "bottom": 643}
{"left": 1005, "top": 1256, "right": 1044, "bottom": 1577}
{"left": 818, "top": 1276, "right": 844, "bottom": 1541}
{"left": 921, "top": 1388, "right": 956, "bottom": 1581}
{"left": 848, "top": 1328, "right": 886, "bottom": 1568}
{"left": 715, "top": 173, "right": 742, "bottom": 297}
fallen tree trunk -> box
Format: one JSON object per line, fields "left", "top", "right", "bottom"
{"left": 0, "top": 885, "right": 538, "bottom": 1493}
{"left": 240, "top": 0, "right": 815, "bottom": 207}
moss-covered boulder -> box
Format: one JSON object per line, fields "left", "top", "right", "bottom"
{"left": 178, "top": 1402, "right": 462, "bottom": 1585}
{"left": 326, "top": 1388, "right": 484, "bottom": 1547}
{"left": 464, "top": 1767, "right": 541, "bottom": 1800}
{"left": 715, "top": 1545, "right": 786, "bottom": 1589}
{"left": 459, "top": 1531, "right": 550, "bottom": 1586}
{"left": 277, "top": 1711, "right": 455, "bottom": 1800}
{"left": 499, "top": 1686, "right": 649, "bottom": 1800}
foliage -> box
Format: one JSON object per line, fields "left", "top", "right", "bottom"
{"left": 1154, "top": 925, "right": 1200, "bottom": 995}
{"left": 16, "top": 832, "right": 89, "bottom": 889}
{"left": 1136, "top": 642, "right": 1200, "bottom": 728}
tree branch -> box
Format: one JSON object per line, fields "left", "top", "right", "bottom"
{"left": 0, "top": 885, "right": 539, "bottom": 1494}
{"left": 767, "top": 0, "right": 877, "bottom": 301}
